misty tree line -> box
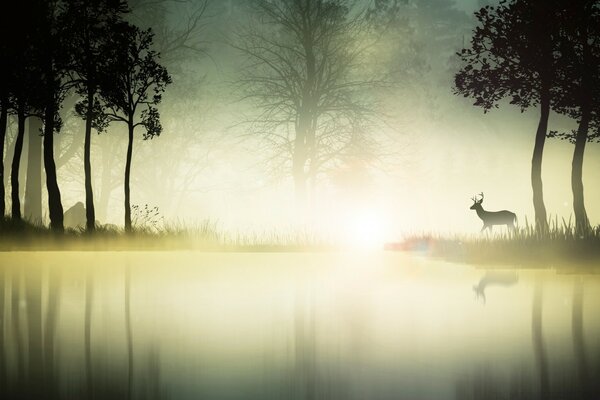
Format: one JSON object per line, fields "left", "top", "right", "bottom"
{"left": 455, "top": 0, "right": 600, "bottom": 235}
{"left": 0, "top": 0, "right": 172, "bottom": 233}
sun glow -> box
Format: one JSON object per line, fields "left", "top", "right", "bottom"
{"left": 343, "top": 209, "right": 388, "bottom": 249}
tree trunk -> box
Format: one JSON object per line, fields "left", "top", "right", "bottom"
{"left": 25, "top": 117, "right": 43, "bottom": 223}
{"left": 531, "top": 89, "right": 549, "bottom": 233}
{"left": 0, "top": 95, "right": 7, "bottom": 218}
{"left": 98, "top": 163, "right": 112, "bottom": 223}
{"left": 43, "top": 100, "right": 64, "bottom": 232}
{"left": 571, "top": 105, "right": 590, "bottom": 236}
{"left": 84, "top": 88, "right": 96, "bottom": 232}
{"left": 293, "top": 133, "right": 308, "bottom": 211}
{"left": 11, "top": 103, "right": 26, "bottom": 221}
{"left": 124, "top": 121, "right": 134, "bottom": 232}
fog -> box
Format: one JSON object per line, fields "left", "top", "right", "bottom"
{"left": 5, "top": 0, "right": 599, "bottom": 239}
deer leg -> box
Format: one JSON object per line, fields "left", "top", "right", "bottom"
{"left": 481, "top": 225, "right": 487, "bottom": 232}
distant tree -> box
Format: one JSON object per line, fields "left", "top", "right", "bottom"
{"left": 97, "top": 26, "right": 171, "bottom": 232}
{"left": 234, "top": 0, "right": 382, "bottom": 211}
{"left": 0, "top": 90, "right": 7, "bottom": 218}
{"left": 64, "top": 0, "right": 128, "bottom": 232}
{"left": 24, "top": 117, "right": 43, "bottom": 222}
{"left": 0, "top": 17, "right": 14, "bottom": 218}
{"left": 454, "top": 0, "right": 565, "bottom": 232}
{"left": 550, "top": 1, "right": 600, "bottom": 235}
{"left": 128, "top": 0, "right": 210, "bottom": 66}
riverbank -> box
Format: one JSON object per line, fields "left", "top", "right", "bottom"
{"left": 0, "top": 218, "right": 335, "bottom": 252}
{"left": 388, "top": 224, "right": 600, "bottom": 267}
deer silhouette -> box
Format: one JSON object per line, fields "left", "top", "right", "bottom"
{"left": 470, "top": 193, "right": 516, "bottom": 232}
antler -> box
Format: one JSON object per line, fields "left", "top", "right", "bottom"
{"left": 478, "top": 192, "right": 484, "bottom": 203}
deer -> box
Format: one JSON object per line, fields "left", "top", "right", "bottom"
{"left": 470, "top": 193, "right": 517, "bottom": 232}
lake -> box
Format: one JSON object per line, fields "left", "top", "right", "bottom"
{"left": 0, "top": 251, "right": 598, "bottom": 399}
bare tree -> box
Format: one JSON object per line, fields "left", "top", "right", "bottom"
{"left": 233, "top": 0, "right": 382, "bottom": 211}
{"left": 128, "top": 0, "right": 211, "bottom": 65}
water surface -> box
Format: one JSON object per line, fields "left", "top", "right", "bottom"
{"left": 0, "top": 252, "right": 598, "bottom": 399}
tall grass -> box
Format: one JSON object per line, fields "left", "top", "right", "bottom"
{"left": 399, "top": 217, "right": 600, "bottom": 266}
{"left": 0, "top": 217, "right": 334, "bottom": 251}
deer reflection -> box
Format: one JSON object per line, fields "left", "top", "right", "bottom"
{"left": 473, "top": 271, "right": 518, "bottom": 303}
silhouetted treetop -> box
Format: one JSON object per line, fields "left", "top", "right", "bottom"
{"left": 454, "top": 0, "right": 565, "bottom": 112}
{"left": 98, "top": 26, "right": 172, "bottom": 137}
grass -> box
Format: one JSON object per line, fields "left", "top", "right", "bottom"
{"left": 392, "top": 217, "right": 600, "bottom": 267}
{"left": 0, "top": 217, "right": 335, "bottom": 252}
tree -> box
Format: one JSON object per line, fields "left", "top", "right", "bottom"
{"left": 454, "top": 0, "right": 564, "bottom": 232}
{"left": 234, "top": 0, "right": 382, "bottom": 212}
{"left": 24, "top": 117, "right": 43, "bottom": 222}
{"left": 97, "top": 26, "right": 171, "bottom": 232}
{"left": 550, "top": 1, "right": 600, "bottom": 235}
{"left": 65, "top": 0, "right": 128, "bottom": 232}
{"left": 29, "top": 0, "right": 69, "bottom": 232}
{"left": 0, "top": 96, "right": 6, "bottom": 219}
{"left": 0, "top": 35, "right": 11, "bottom": 219}
{"left": 7, "top": 1, "right": 40, "bottom": 222}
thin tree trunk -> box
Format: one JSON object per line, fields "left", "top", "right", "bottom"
{"left": 97, "top": 144, "right": 113, "bottom": 222}
{"left": 43, "top": 99, "right": 64, "bottom": 232}
{"left": 84, "top": 87, "right": 96, "bottom": 232}
{"left": 25, "top": 117, "right": 43, "bottom": 223}
{"left": 11, "top": 103, "right": 26, "bottom": 221}
{"left": 0, "top": 95, "right": 7, "bottom": 218}
{"left": 571, "top": 106, "right": 590, "bottom": 236}
{"left": 124, "top": 121, "right": 134, "bottom": 232}
{"left": 531, "top": 88, "right": 549, "bottom": 233}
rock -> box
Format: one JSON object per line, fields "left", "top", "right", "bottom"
{"left": 63, "top": 202, "right": 86, "bottom": 229}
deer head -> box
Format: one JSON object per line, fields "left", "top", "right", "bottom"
{"left": 469, "top": 193, "right": 484, "bottom": 210}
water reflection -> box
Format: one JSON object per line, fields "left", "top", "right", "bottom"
{"left": 0, "top": 252, "right": 598, "bottom": 399}
{"left": 472, "top": 271, "right": 518, "bottom": 303}
{"left": 531, "top": 280, "right": 549, "bottom": 400}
